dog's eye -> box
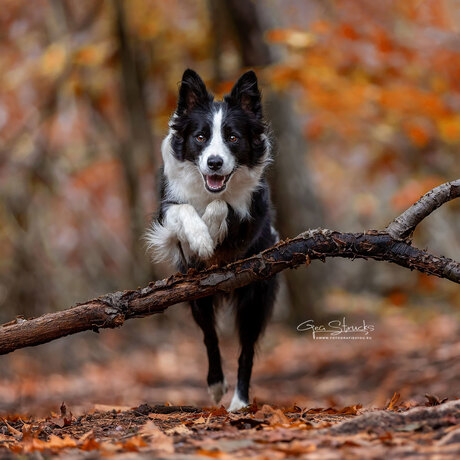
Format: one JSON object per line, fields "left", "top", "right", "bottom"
{"left": 195, "top": 135, "right": 206, "bottom": 143}
{"left": 229, "top": 135, "right": 238, "bottom": 143}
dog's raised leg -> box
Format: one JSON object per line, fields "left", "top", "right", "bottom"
{"left": 229, "top": 279, "right": 277, "bottom": 412}
{"left": 202, "top": 200, "right": 228, "bottom": 246}
{"left": 191, "top": 296, "right": 227, "bottom": 405}
{"left": 150, "top": 204, "right": 214, "bottom": 261}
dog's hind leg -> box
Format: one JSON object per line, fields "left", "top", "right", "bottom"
{"left": 191, "top": 296, "right": 227, "bottom": 405}
{"left": 229, "top": 278, "right": 277, "bottom": 412}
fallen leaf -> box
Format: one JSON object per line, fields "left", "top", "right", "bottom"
{"left": 425, "top": 394, "right": 448, "bottom": 406}
{"left": 209, "top": 406, "right": 227, "bottom": 416}
{"left": 23, "top": 435, "right": 77, "bottom": 452}
{"left": 385, "top": 392, "right": 401, "bottom": 411}
{"left": 1, "top": 418, "right": 22, "bottom": 438}
{"left": 93, "top": 404, "right": 132, "bottom": 413}
{"left": 48, "top": 435, "right": 77, "bottom": 449}
{"left": 139, "top": 421, "right": 174, "bottom": 453}
{"left": 337, "top": 405, "right": 362, "bottom": 415}
{"left": 165, "top": 424, "right": 191, "bottom": 435}
{"left": 254, "top": 405, "right": 290, "bottom": 425}
{"left": 78, "top": 431, "right": 99, "bottom": 451}
{"left": 50, "top": 402, "right": 73, "bottom": 427}
{"left": 118, "top": 435, "right": 147, "bottom": 452}
{"left": 0, "top": 433, "right": 14, "bottom": 442}
{"left": 80, "top": 437, "right": 100, "bottom": 451}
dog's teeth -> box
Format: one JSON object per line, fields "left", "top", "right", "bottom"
{"left": 206, "top": 175, "right": 225, "bottom": 189}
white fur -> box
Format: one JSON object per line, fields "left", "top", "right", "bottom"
{"left": 146, "top": 199, "right": 229, "bottom": 263}
{"left": 145, "top": 221, "right": 181, "bottom": 265}
{"left": 228, "top": 389, "right": 248, "bottom": 412}
{"left": 199, "top": 109, "right": 235, "bottom": 176}
{"left": 208, "top": 379, "right": 228, "bottom": 405}
{"left": 163, "top": 133, "right": 212, "bottom": 215}
{"left": 202, "top": 199, "right": 228, "bottom": 245}
{"left": 146, "top": 203, "right": 214, "bottom": 263}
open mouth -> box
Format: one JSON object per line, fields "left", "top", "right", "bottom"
{"left": 203, "top": 174, "right": 232, "bottom": 193}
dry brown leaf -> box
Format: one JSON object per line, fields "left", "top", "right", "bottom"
{"left": 78, "top": 430, "right": 94, "bottom": 443}
{"left": 48, "top": 435, "right": 77, "bottom": 449}
{"left": 425, "top": 394, "right": 448, "bottom": 406}
{"left": 209, "top": 406, "right": 227, "bottom": 416}
{"left": 80, "top": 437, "right": 100, "bottom": 451}
{"left": 19, "top": 420, "right": 31, "bottom": 432}
{"left": 0, "top": 433, "right": 14, "bottom": 442}
{"left": 93, "top": 404, "right": 132, "bottom": 412}
{"left": 118, "top": 435, "right": 148, "bottom": 452}
{"left": 50, "top": 402, "right": 73, "bottom": 427}
{"left": 2, "top": 414, "right": 26, "bottom": 423}
{"left": 254, "top": 404, "right": 290, "bottom": 425}
{"left": 98, "top": 441, "right": 119, "bottom": 453}
{"left": 286, "top": 421, "right": 314, "bottom": 430}
{"left": 337, "top": 405, "right": 363, "bottom": 415}
{"left": 245, "top": 401, "right": 259, "bottom": 414}
{"left": 78, "top": 431, "right": 99, "bottom": 451}
{"left": 1, "top": 418, "right": 22, "bottom": 438}
{"left": 386, "top": 392, "right": 401, "bottom": 411}
{"left": 22, "top": 435, "right": 77, "bottom": 453}
{"left": 165, "top": 423, "right": 191, "bottom": 435}
{"left": 284, "top": 405, "right": 303, "bottom": 413}
{"left": 139, "top": 421, "right": 174, "bottom": 453}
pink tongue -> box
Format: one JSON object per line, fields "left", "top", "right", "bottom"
{"left": 207, "top": 175, "right": 225, "bottom": 189}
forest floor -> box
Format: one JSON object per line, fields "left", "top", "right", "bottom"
{"left": 0, "top": 310, "right": 459, "bottom": 458}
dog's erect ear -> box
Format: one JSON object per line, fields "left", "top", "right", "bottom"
{"left": 226, "top": 71, "right": 262, "bottom": 118}
{"left": 177, "top": 69, "right": 210, "bottom": 114}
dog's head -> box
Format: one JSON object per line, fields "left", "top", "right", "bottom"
{"left": 168, "top": 69, "right": 269, "bottom": 194}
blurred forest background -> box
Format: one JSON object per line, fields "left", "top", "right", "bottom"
{"left": 0, "top": 0, "right": 459, "bottom": 413}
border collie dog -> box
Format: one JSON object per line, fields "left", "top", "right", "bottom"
{"left": 146, "top": 69, "right": 278, "bottom": 411}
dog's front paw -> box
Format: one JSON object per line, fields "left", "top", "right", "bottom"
{"left": 187, "top": 227, "right": 214, "bottom": 259}
{"left": 208, "top": 379, "right": 228, "bottom": 405}
{"left": 202, "top": 200, "right": 228, "bottom": 245}
{"left": 228, "top": 390, "right": 249, "bottom": 412}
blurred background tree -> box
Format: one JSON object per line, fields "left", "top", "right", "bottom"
{"left": 0, "top": 0, "right": 459, "bottom": 326}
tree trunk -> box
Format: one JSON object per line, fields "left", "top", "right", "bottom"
{"left": 114, "top": 0, "right": 157, "bottom": 283}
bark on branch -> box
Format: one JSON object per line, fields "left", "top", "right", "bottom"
{"left": 1, "top": 180, "right": 459, "bottom": 356}
{"left": 386, "top": 179, "right": 460, "bottom": 240}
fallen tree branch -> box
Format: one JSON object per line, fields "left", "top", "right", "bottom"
{"left": 1, "top": 180, "right": 459, "bottom": 356}
{"left": 386, "top": 179, "right": 460, "bottom": 240}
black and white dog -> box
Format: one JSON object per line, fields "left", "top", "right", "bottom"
{"left": 146, "top": 69, "right": 278, "bottom": 411}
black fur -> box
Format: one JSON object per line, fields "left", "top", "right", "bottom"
{"left": 170, "top": 71, "right": 267, "bottom": 168}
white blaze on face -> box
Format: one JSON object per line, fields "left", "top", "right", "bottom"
{"left": 199, "top": 108, "right": 235, "bottom": 178}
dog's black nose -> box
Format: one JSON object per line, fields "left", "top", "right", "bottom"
{"left": 207, "top": 155, "right": 223, "bottom": 171}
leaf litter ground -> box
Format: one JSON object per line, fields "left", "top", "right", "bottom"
{"left": 0, "top": 312, "right": 459, "bottom": 458}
